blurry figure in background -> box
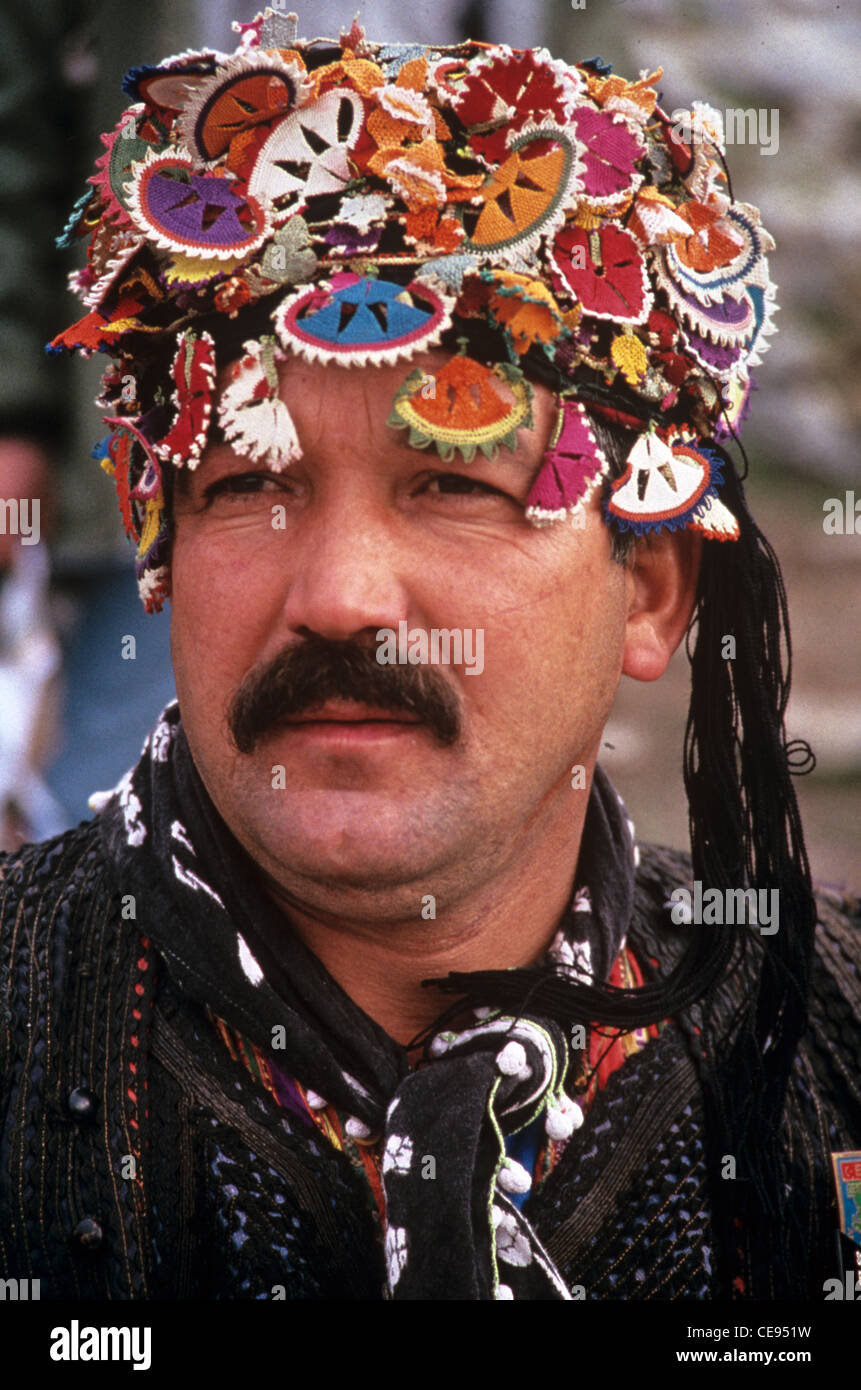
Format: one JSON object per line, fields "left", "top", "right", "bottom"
{"left": 0, "top": 3, "right": 185, "bottom": 832}
{"left": 0, "top": 442, "right": 64, "bottom": 848}
{"left": 0, "top": 3, "right": 78, "bottom": 843}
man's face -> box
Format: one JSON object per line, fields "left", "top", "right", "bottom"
{"left": 170, "top": 349, "right": 631, "bottom": 916}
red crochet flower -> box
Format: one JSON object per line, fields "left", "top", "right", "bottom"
{"left": 214, "top": 275, "right": 253, "bottom": 314}
{"left": 552, "top": 224, "right": 650, "bottom": 323}
{"left": 647, "top": 308, "right": 679, "bottom": 349}
{"left": 452, "top": 49, "right": 581, "bottom": 165}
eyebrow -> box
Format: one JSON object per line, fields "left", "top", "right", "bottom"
{"left": 183, "top": 415, "right": 549, "bottom": 487}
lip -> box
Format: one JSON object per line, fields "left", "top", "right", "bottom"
{"left": 276, "top": 701, "right": 427, "bottom": 746}
{"left": 283, "top": 701, "right": 422, "bottom": 725}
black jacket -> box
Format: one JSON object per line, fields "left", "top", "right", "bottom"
{"left": 1, "top": 816, "right": 859, "bottom": 1299}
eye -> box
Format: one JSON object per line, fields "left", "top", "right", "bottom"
{"left": 203, "top": 471, "right": 290, "bottom": 502}
{"left": 419, "top": 472, "right": 513, "bottom": 500}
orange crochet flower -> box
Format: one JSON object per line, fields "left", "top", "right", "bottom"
{"left": 468, "top": 144, "right": 569, "bottom": 248}
{"left": 486, "top": 271, "right": 578, "bottom": 354}
{"left": 626, "top": 187, "right": 692, "bottom": 247}
{"left": 214, "top": 275, "right": 253, "bottom": 314}
{"left": 432, "top": 214, "right": 466, "bottom": 252}
{"left": 370, "top": 140, "right": 482, "bottom": 212}
{"left": 674, "top": 200, "right": 745, "bottom": 272}
{"left": 363, "top": 54, "right": 463, "bottom": 200}
{"left": 388, "top": 354, "right": 534, "bottom": 462}
{"left": 585, "top": 69, "right": 662, "bottom": 120}
{"left": 310, "top": 54, "right": 385, "bottom": 99}
{"left": 404, "top": 207, "right": 465, "bottom": 253}
{"left": 193, "top": 67, "right": 307, "bottom": 161}
{"left": 412, "top": 355, "right": 512, "bottom": 431}
{"left": 395, "top": 56, "right": 428, "bottom": 92}
{"left": 366, "top": 60, "right": 452, "bottom": 162}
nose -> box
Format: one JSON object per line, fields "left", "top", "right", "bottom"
{"left": 279, "top": 489, "right": 411, "bottom": 644}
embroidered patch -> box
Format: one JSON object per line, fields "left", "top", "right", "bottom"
{"left": 387, "top": 353, "right": 534, "bottom": 463}
{"left": 217, "top": 336, "right": 302, "bottom": 469}
{"left": 47, "top": 292, "right": 145, "bottom": 356}
{"left": 80, "top": 229, "right": 143, "bottom": 309}
{"left": 125, "top": 54, "right": 218, "bottom": 111}
{"left": 246, "top": 89, "right": 364, "bottom": 221}
{"left": 322, "top": 192, "right": 389, "bottom": 256}
{"left": 99, "top": 418, "right": 171, "bottom": 607}
{"left": 377, "top": 43, "right": 429, "bottom": 79}
{"left": 253, "top": 215, "right": 318, "bottom": 287}
{"left": 626, "top": 186, "right": 692, "bottom": 247}
{"left": 56, "top": 188, "right": 100, "bottom": 251}
{"left": 138, "top": 565, "right": 171, "bottom": 614}
{"left": 687, "top": 490, "right": 740, "bottom": 541}
{"left": 153, "top": 330, "right": 217, "bottom": 467}
{"left": 273, "top": 273, "right": 453, "bottom": 368}
{"left": 605, "top": 432, "right": 732, "bottom": 534}
{"left": 375, "top": 83, "right": 436, "bottom": 138}
{"left": 671, "top": 198, "right": 745, "bottom": 275}
{"left": 421, "top": 253, "right": 481, "bottom": 294}
{"left": 176, "top": 51, "right": 312, "bottom": 162}
{"left": 552, "top": 224, "right": 651, "bottom": 324}
{"left": 127, "top": 150, "right": 270, "bottom": 259}
{"left": 462, "top": 126, "right": 582, "bottom": 261}
{"left": 370, "top": 138, "right": 483, "bottom": 213}
{"left": 101, "top": 416, "right": 164, "bottom": 502}
{"left": 160, "top": 250, "right": 248, "bottom": 290}
{"left": 652, "top": 202, "right": 776, "bottom": 357}
{"left": 446, "top": 46, "right": 583, "bottom": 167}
{"left": 98, "top": 426, "right": 137, "bottom": 542}
{"left": 831, "top": 1152, "right": 861, "bottom": 1254}
{"left": 587, "top": 68, "right": 661, "bottom": 125}
{"left": 611, "top": 332, "right": 649, "bottom": 386}
{"left": 483, "top": 269, "right": 577, "bottom": 354}
{"left": 569, "top": 106, "right": 644, "bottom": 204}
{"left": 90, "top": 108, "right": 161, "bottom": 226}
{"left": 525, "top": 399, "right": 608, "bottom": 524}
{"left": 670, "top": 282, "right": 757, "bottom": 350}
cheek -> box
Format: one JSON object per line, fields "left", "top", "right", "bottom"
{"left": 463, "top": 533, "right": 628, "bottom": 755}
{"left": 548, "top": 541, "right": 629, "bottom": 715}
{"left": 168, "top": 524, "right": 282, "bottom": 724}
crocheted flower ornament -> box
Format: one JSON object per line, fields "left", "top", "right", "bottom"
{"left": 50, "top": 8, "right": 777, "bottom": 610}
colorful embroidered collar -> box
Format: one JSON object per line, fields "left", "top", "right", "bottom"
{"left": 50, "top": 9, "right": 777, "bottom": 610}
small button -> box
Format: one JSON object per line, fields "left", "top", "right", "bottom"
{"left": 73, "top": 1217, "right": 103, "bottom": 1250}
{"left": 67, "top": 1087, "right": 97, "bottom": 1120}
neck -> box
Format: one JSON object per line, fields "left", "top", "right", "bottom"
{"left": 261, "top": 780, "right": 595, "bottom": 1048}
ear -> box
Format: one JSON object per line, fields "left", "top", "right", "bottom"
{"left": 621, "top": 527, "right": 701, "bottom": 682}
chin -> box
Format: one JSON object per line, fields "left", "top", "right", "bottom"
{"left": 260, "top": 836, "right": 440, "bottom": 899}
{"left": 241, "top": 788, "right": 449, "bottom": 886}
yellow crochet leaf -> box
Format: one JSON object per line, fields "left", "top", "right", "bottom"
{"left": 611, "top": 334, "right": 649, "bottom": 385}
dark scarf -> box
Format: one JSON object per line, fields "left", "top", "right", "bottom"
{"left": 100, "top": 701, "right": 638, "bottom": 1300}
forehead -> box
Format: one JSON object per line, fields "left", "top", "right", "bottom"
{"left": 213, "top": 344, "right": 548, "bottom": 395}
{"left": 193, "top": 345, "right": 558, "bottom": 467}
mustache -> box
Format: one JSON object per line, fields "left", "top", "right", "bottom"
{"left": 227, "top": 635, "right": 463, "bottom": 753}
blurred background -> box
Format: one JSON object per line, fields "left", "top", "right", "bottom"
{"left": 1, "top": 0, "right": 857, "bottom": 884}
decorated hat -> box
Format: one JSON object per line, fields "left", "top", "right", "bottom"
{"left": 50, "top": 9, "right": 777, "bottom": 611}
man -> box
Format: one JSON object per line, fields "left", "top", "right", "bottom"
{"left": 1, "top": 9, "right": 859, "bottom": 1302}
